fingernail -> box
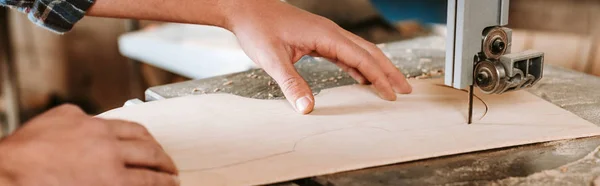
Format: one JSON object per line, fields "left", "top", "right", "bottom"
{"left": 172, "top": 175, "right": 181, "bottom": 185}
{"left": 381, "top": 92, "right": 396, "bottom": 101}
{"left": 295, "top": 96, "right": 312, "bottom": 114}
{"left": 394, "top": 82, "right": 412, "bottom": 94}
{"left": 402, "top": 81, "right": 413, "bottom": 93}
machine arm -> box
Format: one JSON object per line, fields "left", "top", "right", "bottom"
{"left": 444, "top": 0, "right": 545, "bottom": 123}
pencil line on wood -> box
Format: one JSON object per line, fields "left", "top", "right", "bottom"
{"left": 180, "top": 127, "right": 392, "bottom": 172}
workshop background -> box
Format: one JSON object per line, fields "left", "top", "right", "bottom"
{"left": 0, "top": 0, "right": 598, "bottom": 125}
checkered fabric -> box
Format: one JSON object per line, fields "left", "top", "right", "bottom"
{"left": 1, "top": 0, "right": 94, "bottom": 33}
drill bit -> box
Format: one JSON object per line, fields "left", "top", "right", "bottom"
{"left": 467, "top": 85, "right": 474, "bottom": 124}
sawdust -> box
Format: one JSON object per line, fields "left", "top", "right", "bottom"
{"left": 486, "top": 146, "right": 600, "bottom": 186}
{"left": 543, "top": 140, "right": 584, "bottom": 156}
{"left": 192, "top": 88, "right": 201, "bottom": 93}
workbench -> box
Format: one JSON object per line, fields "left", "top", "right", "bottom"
{"left": 143, "top": 36, "right": 600, "bottom": 186}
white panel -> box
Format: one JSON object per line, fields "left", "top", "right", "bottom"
{"left": 451, "top": 0, "right": 503, "bottom": 89}
{"left": 445, "top": 0, "right": 458, "bottom": 86}
{"left": 500, "top": 0, "right": 510, "bottom": 25}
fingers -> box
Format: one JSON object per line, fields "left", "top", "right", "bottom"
{"left": 119, "top": 140, "right": 178, "bottom": 175}
{"left": 124, "top": 169, "right": 180, "bottom": 186}
{"left": 259, "top": 45, "right": 315, "bottom": 114}
{"left": 338, "top": 29, "right": 412, "bottom": 94}
{"left": 308, "top": 53, "right": 368, "bottom": 85}
{"left": 104, "top": 119, "right": 177, "bottom": 175}
{"left": 25, "top": 104, "right": 88, "bottom": 130}
{"left": 42, "top": 104, "right": 86, "bottom": 117}
{"left": 314, "top": 32, "right": 396, "bottom": 101}
{"left": 96, "top": 119, "right": 178, "bottom": 184}
{"left": 333, "top": 61, "right": 368, "bottom": 84}
{"left": 102, "top": 119, "right": 155, "bottom": 141}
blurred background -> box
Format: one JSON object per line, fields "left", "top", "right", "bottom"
{"left": 0, "top": 0, "right": 598, "bottom": 127}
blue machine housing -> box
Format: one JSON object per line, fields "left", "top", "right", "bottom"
{"left": 370, "top": 0, "right": 447, "bottom": 24}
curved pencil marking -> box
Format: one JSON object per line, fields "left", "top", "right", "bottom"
{"left": 181, "top": 127, "right": 391, "bottom": 172}
{"left": 433, "top": 84, "right": 489, "bottom": 120}
{"left": 181, "top": 150, "right": 295, "bottom": 172}
{"left": 291, "top": 127, "right": 392, "bottom": 150}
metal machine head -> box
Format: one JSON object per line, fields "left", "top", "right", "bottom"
{"left": 445, "top": 0, "right": 545, "bottom": 123}
{"left": 445, "top": 0, "right": 544, "bottom": 93}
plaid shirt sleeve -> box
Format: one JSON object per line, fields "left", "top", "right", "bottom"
{"left": 0, "top": 0, "right": 95, "bottom": 34}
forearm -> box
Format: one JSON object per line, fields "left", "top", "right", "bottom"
{"left": 87, "top": 0, "right": 246, "bottom": 30}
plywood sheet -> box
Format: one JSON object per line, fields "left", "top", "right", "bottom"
{"left": 99, "top": 79, "right": 600, "bottom": 186}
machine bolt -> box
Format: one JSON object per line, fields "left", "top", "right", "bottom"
{"left": 491, "top": 38, "right": 506, "bottom": 54}
{"left": 476, "top": 71, "right": 491, "bottom": 87}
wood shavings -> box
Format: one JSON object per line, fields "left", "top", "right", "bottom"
{"left": 337, "top": 76, "right": 343, "bottom": 79}
{"left": 314, "top": 57, "right": 326, "bottom": 62}
{"left": 321, "top": 79, "right": 327, "bottom": 82}
{"left": 561, "top": 167, "right": 569, "bottom": 173}
{"left": 192, "top": 88, "right": 205, "bottom": 94}
{"left": 416, "top": 74, "right": 431, "bottom": 80}
{"left": 419, "top": 58, "right": 433, "bottom": 63}
{"left": 223, "top": 81, "right": 233, "bottom": 86}
{"left": 268, "top": 93, "right": 274, "bottom": 98}
{"left": 213, "top": 88, "right": 220, "bottom": 93}
{"left": 423, "top": 69, "right": 444, "bottom": 77}
{"left": 247, "top": 74, "right": 258, "bottom": 79}
{"left": 328, "top": 77, "right": 335, "bottom": 81}
{"left": 268, "top": 81, "right": 273, "bottom": 86}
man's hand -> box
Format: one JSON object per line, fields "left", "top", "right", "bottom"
{"left": 225, "top": 1, "right": 412, "bottom": 114}
{"left": 0, "top": 104, "right": 179, "bottom": 186}
{"left": 88, "top": 0, "right": 412, "bottom": 114}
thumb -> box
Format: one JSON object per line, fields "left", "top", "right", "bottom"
{"left": 258, "top": 48, "right": 315, "bottom": 114}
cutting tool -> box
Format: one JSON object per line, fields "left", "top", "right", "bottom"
{"left": 445, "top": 0, "right": 545, "bottom": 124}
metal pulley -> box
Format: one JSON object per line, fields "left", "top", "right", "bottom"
{"left": 473, "top": 27, "right": 544, "bottom": 94}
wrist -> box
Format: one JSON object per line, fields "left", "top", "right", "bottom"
{"left": 218, "top": 0, "right": 285, "bottom": 32}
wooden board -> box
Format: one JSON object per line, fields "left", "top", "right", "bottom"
{"left": 99, "top": 79, "right": 600, "bottom": 186}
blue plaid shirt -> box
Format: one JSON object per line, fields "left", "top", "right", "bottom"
{"left": 0, "top": 0, "right": 94, "bottom": 33}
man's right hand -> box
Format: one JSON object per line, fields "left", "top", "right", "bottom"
{"left": 0, "top": 104, "right": 179, "bottom": 186}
